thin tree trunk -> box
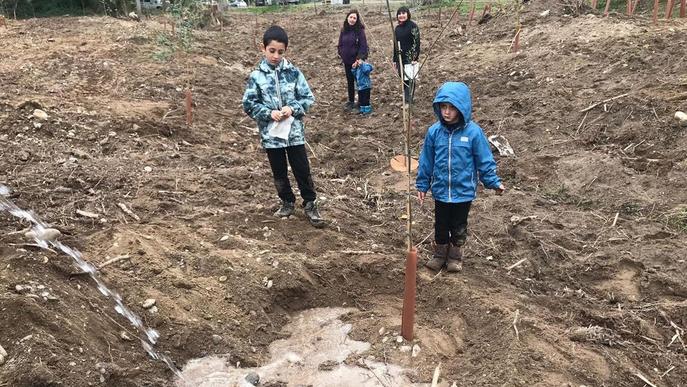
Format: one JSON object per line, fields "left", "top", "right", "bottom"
{"left": 136, "top": 0, "right": 142, "bottom": 15}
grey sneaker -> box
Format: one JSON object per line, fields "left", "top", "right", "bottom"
{"left": 344, "top": 101, "right": 356, "bottom": 111}
{"left": 304, "top": 201, "right": 325, "bottom": 228}
{"left": 274, "top": 201, "right": 295, "bottom": 218}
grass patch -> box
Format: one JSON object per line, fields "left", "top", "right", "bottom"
{"left": 664, "top": 206, "right": 687, "bottom": 233}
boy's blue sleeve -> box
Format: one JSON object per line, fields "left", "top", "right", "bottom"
{"left": 472, "top": 125, "right": 501, "bottom": 189}
{"left": 288, "top": 70, "right": 315, "bottom": 119}
{"left": 242, "top": 74, "right": 272, "bottom": 122}
{"left": 416, "top": 128, "right": 434, "bottom": 193}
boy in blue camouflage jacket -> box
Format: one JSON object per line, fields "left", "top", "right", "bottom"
{"left": 242, "top": 26, "right": 325, "bottom": 228}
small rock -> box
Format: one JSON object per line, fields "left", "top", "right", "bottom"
{"left": 211, "top": 335, "right": 222, "bottom": 344}
{"left": 220, "top": 235, "right": 229, "bottom": 242}
{"left": 396, "top": 336, "right": 403, "bottom": 343}
{"left": 399, "top": 345, "right": 412, "bottom": 353}
{"left": 218, "top": 276, "right": 228, "bottom": 283}
{"left": 32, "top": 109, "right": 49, "bottom": 120}
{"left": 119, "top": 331, "right": 133, "bottom": 341}
{"left": 144, "top": 166, "right": 152, "bottom": 172}
{"left": 378, "top": 327, "right": 386, "bottom": 336}
{"left": 25, "top": 228, "right": 61, "bottom": 241}
{"left": 132, "top": 124, "right": 140, "bottom": 131}
{"left": 0, "top": 344, "right": 7, "bottom": 365}
{"left": 539, "top": 9, "right": 550, "bottom": 17}
{"left": 411, "top": 344, "right": 421, "bottom": 357}
{"left": 674, "top": 111, "right": 687, "bottom": 126}
{"left": 148, "top": 306, "right": 158, "bottom": 314}
{"left": 245, "top": 371, "right": 260, "bottom": 386}
{"left": 142, "top": 299, "right": 156, "bottom": 309}
{"left": 17, "top": 151, "right": 30, "bottom": 161}
{"left": 382, "top": 336, "right": 389, "bottom": 343}
{"left": 266, "top": 280, "right": 273, "bottom": 289}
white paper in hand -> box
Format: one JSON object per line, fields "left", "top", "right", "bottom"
{"left": 403, "top": 63, "right": 419, "bottom": 81}
{"left": 267, "top": 116, "right": 294, "bottom": 140}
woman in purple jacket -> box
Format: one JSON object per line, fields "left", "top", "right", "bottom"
{"left": 337, "top": 9, "right": 369, "bottom": 111}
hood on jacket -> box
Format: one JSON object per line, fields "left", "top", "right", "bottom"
{"left": 432, "top": 82, "right": 472, "bottom": 127}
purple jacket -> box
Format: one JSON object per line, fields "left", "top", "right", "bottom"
{"left": 337, "top": 27, "right": 368, "bottom": 66}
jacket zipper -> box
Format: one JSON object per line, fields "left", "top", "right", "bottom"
{"left": 274, "top": 68, "right": 289, "bottom": 146}
{"left": 448, "top": 130, "right": 452, "bottom": 201}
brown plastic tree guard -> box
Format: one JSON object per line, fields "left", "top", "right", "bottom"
{"left": 681, "top": 0, "right": 686, "bottom": 17}
{"left": 653, "top": 0, "right": 660, "bottom": 23}
{"left": 401, "top": 248, "right": 417, "bottom": 340}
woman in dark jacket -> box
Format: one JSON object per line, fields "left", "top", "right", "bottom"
{"left": 337, "top": 9, "right": 369, "bottom": 111}
{"left": 393, "top": 6, "right": 420, "bottom": 104}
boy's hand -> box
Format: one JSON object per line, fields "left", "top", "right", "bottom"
{"left": 280, "top": 106, "right": 293, "bottom": 118}
{"left": 417, "top": 191, "right": 426, "bottom": 206}
{"left": 271, "top": 110, "right": 283, "bottom": 121}
{"left": 495, "top": 184, "right": 505, "bottom": 195}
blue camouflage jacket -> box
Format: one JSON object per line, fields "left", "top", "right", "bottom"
{"left": 416, "top": 82, "right": 502, "bottom": 203}
{"left": 352, "top": 62, "right": 373, "bottom": 91}
{"left": 242, "top": 58, "right": 315, "bottom": 149}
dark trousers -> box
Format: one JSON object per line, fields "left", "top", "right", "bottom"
{"left": 265, "top": 145, "right": 316, "bottom": 204}
{"left": 434, "top": 200, "right": 471, "bottom": 246}
{"left": 358, "top": 88, "right": 371, "bottom": 107}
{"left": 344, "top": 63, "right": 355, "bottom": 103}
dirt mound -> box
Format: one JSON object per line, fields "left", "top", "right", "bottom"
{"left": 1, "top": 5, "right": 686, "bottom": 387}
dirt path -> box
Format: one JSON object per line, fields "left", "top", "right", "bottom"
{"left": 1, "top": 3, "right": 686, "bottom": 386}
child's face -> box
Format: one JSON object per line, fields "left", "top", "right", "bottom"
{"left": 263, "top": 40, "right": 286, "bottom": 66}
{"left": 439, "top": 103, "right": 461, "bottom": 124}
{"left": 347, "top": 13, "right": 357, "bottom": 26}
{"left": 397, "top": 12, "right": 408, "bottom": 22}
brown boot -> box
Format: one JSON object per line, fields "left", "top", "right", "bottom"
{"left": 426, "top": 243, "right": 448, "bottom": 271}
{"left": 446, "top": 244, "right": 463, "bottom": 272}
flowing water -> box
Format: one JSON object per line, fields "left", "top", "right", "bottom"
{"left": 177, "top": 307, "right": 422, "bottom": 387}
{"left": 0, "top": 184, "right": 183, "bottom": 379}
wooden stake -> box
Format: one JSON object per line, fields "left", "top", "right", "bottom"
{"left": 666, "top": 0, "right": 676, "bottom": 18}
{"left": 631, "top": 0, "right": 640, "bottom": 15}
{"left": 653, "top": 0, "right": 660, "bottom": 23}
{"left": 603, "top": 0, "right": 612, "bottom": 16}
{"left": 681, "top": 0, "right": 686, "bottom": 17}
{"left": 468, "top": 1, "right": 476, "bottom": 25}
{"left": 591, "top": 0, "right": 598, "bottom": 9}
{"left": 185, "top": 89, "right": 193, "bottom": 126}
{"left": 511, "top": 28, "right": 521, "bottom": 53}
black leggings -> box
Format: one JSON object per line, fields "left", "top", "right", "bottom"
{"left": 358, "top": 88, "right": 370, "bottom": 107}
{"left": 434, "top": 200, "right": 471, "bottom": 245}
{"left": 344, "top": 63, "right": 355, "bottom": 103}
{"left": 265, "top": 145, "right": 317, "bottom": 204}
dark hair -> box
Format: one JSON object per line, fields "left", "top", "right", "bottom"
{"left": 263, "top": 25, "right": 288, "bottom": 49}
{"left": 396, "top": 6, "right": 411, "bottom": 21}
{"left": 342, "top": 9, "right": 365, "bottom": 31}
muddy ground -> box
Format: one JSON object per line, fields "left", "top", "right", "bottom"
{"left": 1, "top": 2, "right": 687, "bottom": 386}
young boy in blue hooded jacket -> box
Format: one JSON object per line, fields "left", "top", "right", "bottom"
{"left": 352, "top": 61, "right": 373, "bottom": 115}
{"left": 416, "top": 82, "right": 505, "bottom": 272}
{"left": 242, "top": 25, "right": 325, "bottom": 228}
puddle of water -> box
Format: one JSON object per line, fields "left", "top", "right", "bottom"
{"left": 177, "top": 307, "right": 421, "bottom": 387}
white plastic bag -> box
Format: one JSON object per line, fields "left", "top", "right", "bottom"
{"left": 267, "top": 116, "right": 294, "bottom": 140}
{"left": 403, "top": 63, "right": 419, "bottom": 81}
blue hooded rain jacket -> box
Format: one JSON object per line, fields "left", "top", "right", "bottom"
{"left": 416, "top": 82, "right": 501, "bottom": 203}
{"left": 352, "top": 62, "right": 373, "bottom": 91}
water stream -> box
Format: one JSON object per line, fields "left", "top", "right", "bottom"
{"left": 0, "top": 184, "right": 182, "bottom": 379}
